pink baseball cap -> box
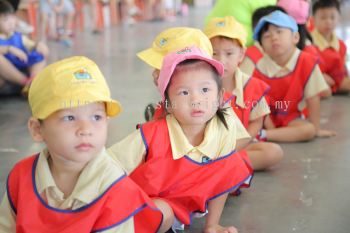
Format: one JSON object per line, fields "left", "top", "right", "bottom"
{"left": 157, "top": 46, "right": 224, "bottom": 99}
{"left": 277, "top": 0, "right": 310, "bottom": 24}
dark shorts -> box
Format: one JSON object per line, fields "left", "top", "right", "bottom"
{"left": 0, "top": 81, "right": 22, "bottom": 96}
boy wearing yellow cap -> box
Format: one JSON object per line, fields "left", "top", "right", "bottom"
{"left": 204, "top": 16, "right": 283, "bottom": 171}
{"left": 0, "top": 56, "right": 162, "bottom": 233}
{"left": 252, "top": 11, "right": 335, "bottom": 142}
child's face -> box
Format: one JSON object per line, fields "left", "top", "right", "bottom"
{"left": 28, "top": 102, "right": 108, "bottom": 166}
{"left": 167, "top": 66, "right": 220, "bottom": 127}
{"left": 0, "top": 14, "right": 16, "bottom": 35}
{"left": 211, "top": 37, "right": 245, "bottom": 80}
{"left": 313, "top": 7, "right": 339, "bottom": 37}
{"left": 260, "top": 24, "right": 299, "bottom": 60}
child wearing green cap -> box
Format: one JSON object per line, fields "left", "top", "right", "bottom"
{"left": 0, "top": 56, "right": 162, "bottom": 233}
{"left": 252, "top": 10, "right": 336, "bottom": 142}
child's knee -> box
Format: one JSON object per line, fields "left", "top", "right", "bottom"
{"left": 268, "top": 143, "right": 284, "bottom": 162}
{"left": 302, "top": 122, "right": 317, "bottom": 140}
{"left": 153, "top": 198, "right": 174, "bottom": 232}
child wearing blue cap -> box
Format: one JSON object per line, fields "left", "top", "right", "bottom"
{"left": 251, "top": 10, "right": 336, "bottom": 142}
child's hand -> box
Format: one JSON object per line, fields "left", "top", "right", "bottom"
{"left": 8, "top": 46, "right": 28, "bottom": 63}
{"left": 316, "top": 129, "right": 337, "bottom": 138}
{"left": 204, "top": 224, "right": 238, "bottom": 233}
{"left": 323, "top": 73, "right": 335, "bottom": 87}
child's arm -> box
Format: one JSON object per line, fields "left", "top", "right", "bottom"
{"left": 306, "top": 95, "right": 336, "bottom": 137}
{"left": 21, "top": 35, "right": 49, "bottom": 58}
{"left": 247, "top": 117, "right": 263, "bottom": 138}
{"left": 204, "top": 194, "right": 237, "bottom": 233}
{"left": 107, "top": 130, "right": 146, "bottom": 174}
{"left": 0, "top": 194, "right": 16, "bottom": 232}
{"left": 0, "top": 45, "right": 27, "bottom": 62}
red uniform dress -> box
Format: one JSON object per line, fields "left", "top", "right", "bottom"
{"left": 6, "top": 155, "right": 163, "bottom": 233}
{"left": 130, "top": 119, "right": 253, "bottom": 225}
{"left": 245, "top": 45, "right": 263, "bottom": 65}
{"left": 223, "top": 76, "right": 270, "bottom": 128}
{"left": 252, "top": 51, "right": 318, "bottom": 127}
{"left": 314, "top": 39, "right": 347, "bottom": 92}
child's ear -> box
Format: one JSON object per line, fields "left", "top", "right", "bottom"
{"left": 28, "top": 117, "right": 44, "bottom": 142}
{"left": 293, "top": 31, "right": 300, "bottom": 45}
{"left": 238, "top": 47, "right": 246, "bottom": 63}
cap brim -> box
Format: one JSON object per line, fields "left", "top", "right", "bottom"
{"left": 158, "top": 53, "right": 224, "bottom": 99}
{"left": 137, "top": 48, "right": 163, "bottom": 70}
{"left": 106, "top": 99, "right": 122, "bottom": 117}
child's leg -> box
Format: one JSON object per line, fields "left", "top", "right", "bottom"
{"left": 152, "top": 198, "right": 174, "bottom": 233}
{"left": 264, "top": 117, "right": 316, "bottom": 142}
{"left": 204, "top": 194, "right": 237, "bottom": 233}
{"left": 337, "top": 77, "right": 350, "bottom": 93}
{"left": 0, "top": 55, "right": 27, "bottom": 85}
{"left": 39, "top": 12, "right": 49, "bottom": 42}
{"left": 246, "top": 142, "right": 283, "bottom": 171}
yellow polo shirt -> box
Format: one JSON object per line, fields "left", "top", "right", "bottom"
{"left": 231, "top": 69, "right": 270, "bottom": 121}
{"left": 311, "top": 29, "right": 340, "bottom": 51}
{"left": 0, "top": 149, "right": 134, "bottom": 233}
{"left": 108, "top": 108, "right": 250, "bottom": 174}
{"left": 255, "top": 49, "right": 329, "bottom": 111}
{"left": 240, "top": 42, "right": 264, "bottom": 76}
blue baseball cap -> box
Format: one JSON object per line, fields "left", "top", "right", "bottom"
{"left": 253, "top": 10, "right": 298, "bottom": 40}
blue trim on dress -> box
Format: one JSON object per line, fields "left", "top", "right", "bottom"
{"left": 31, "top": 155, "right": 127, "bottom": 213}
{"left": 92, "top": 203, "right": 163, "bottom": 233}
{"left": 6, "top": 172, "right": 17, "bottom": 215}
{"left": 139, "top": 125, "right": 149, "bottom": 161}
{"left": 183, "top": 150, "right": 236, "bottom": 165}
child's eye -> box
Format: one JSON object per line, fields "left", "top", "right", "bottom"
{"left": 179, "top": 90, "right": 189, "bottom": 95}
{"left": 202, "top": 87, "right": 209, "bottom": 93}
{"left": 92, "top": 115, "right": 104, "bottom": 121}
{"left": 62, "top": 115, "right": 75, "bottom": 121}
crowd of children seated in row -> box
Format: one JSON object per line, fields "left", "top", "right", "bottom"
{"left": 0, "top": 0, "right": 347, "bottom": 232}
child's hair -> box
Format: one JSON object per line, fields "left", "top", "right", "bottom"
{"left": 312, "top": 0, "right": 340, "bottom": 15}
{"left": 0, "top": 0, "right": 14, "bottom": 15}
{"left": 252, "top": 6, "right": 286, "bottom": 29}
{"left": 165, "top": 59, "right": 228, "bottom": 129}
{"left": 297, "top": 24, "right": 313, "bottom": 50}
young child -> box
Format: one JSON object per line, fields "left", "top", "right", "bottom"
{"left": 39, "top": 0, "right": 75, "bottom": 46}
{"left": 252, "top": 10, "right": 336, "bottom": 142}
{"left": 0, "top": 0, "right": 48, "bottom": 96}
{"left": 204, "top": 16, "right": 283, "bottom": 171}
{"left": 137, "top": 27, "right": 214, "bottom": 120}
{"left": 240, "top": 5, "right": 287, "bottom": 73}
{"left": 311, "top": 0, "right": 350, "bottom": 94}
{"left": 277, "top": 0, "right": 331, "bottom": 98}
{"left": 0, "top": 56, "right": 163, "bottom": 232}
{"left": 109, "top": 47, "right": 253, "bottom": 233}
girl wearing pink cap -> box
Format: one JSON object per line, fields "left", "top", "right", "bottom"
{"left": 109, "top": 46, "right": 253, "bottom": 233}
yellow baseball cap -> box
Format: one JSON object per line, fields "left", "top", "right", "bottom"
{"left": 137, "top": 27, "right": 213, "bottom": 70}
{"left": 28, "top": 56, "right": 122, "bottom": 119}
{"left": 204, "top": 16, "right": 247, "bottom": 47}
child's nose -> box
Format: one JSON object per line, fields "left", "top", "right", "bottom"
{"left": 77, "top": 121, "right": 92, "bottom": 136}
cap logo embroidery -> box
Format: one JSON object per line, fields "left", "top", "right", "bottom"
{"left": 176, "top": 47, "right": 192, "bottom": 54}
{"left": 159, "top": 38, "right": 167, "bottom": 47}
{"left": 216, "top": 21, "right": 225, "bottom": 27}
{"left": 74, "top": 68, "right": 92, "bottom": 80}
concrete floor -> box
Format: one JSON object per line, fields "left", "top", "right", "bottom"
{"left": 1, "top": 4, "right": 350, "bottom": 233}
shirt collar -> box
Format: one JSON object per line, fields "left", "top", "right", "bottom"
{"left": 312, "top": 29, "right": 339, "bottom": 51}
{"left": 231, "top": 69, "right": 250, "bottom": 108}
{"left": 166, "top": 113, "right": 233, "bottom": 160}
{"left": 35, "top": 148, "right": 114, "bottom": 205}
{"left": 261, "top": 49, "right": 300, "bottom": 77}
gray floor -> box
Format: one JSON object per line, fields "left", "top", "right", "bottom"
{"left": 1, "top": 4, "right": 350, "bottom": 233}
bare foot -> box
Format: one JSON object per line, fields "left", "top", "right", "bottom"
{"left": 204, "top": 224, "right": 238, "bottom": 233}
